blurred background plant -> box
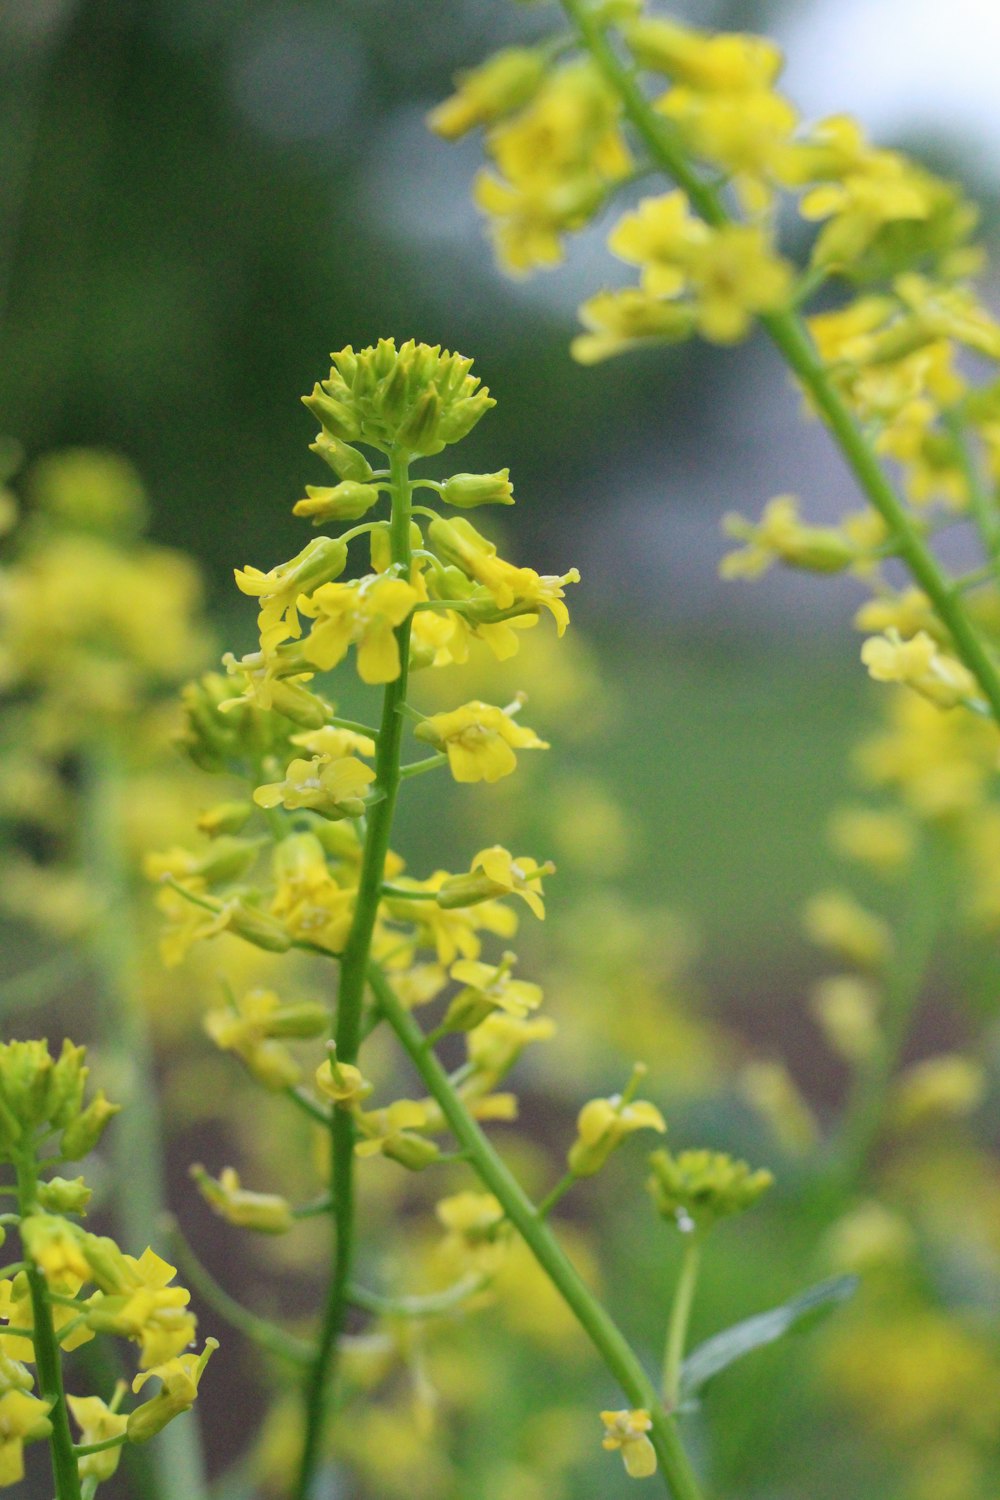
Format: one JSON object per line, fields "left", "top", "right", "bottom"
{"left": 2, "top": 1, "right": 1000, "bottom": 1497}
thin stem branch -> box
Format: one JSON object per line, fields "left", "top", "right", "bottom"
{"left": 293, "top": 447, "right": 415, "bottom": 1500}
{"left": 662, "top": 1237, "right": 701, "bottom": 1409}
{"left": 369, "top": 962, "right": 704, "bottom": 1500}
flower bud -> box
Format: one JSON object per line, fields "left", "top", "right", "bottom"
{"left": 36, "top": 1176, "right": 93, "bottom": 1215}
{"left": 192, "top": 1165, "right": 294, "bottom": 1234}
{"left": 293, "top": 482, "right": 381, "bottom": 524}
{"left": 61, "top": 1090, "right": 120, "bottom": 1160}
{"left": 309, "top": 433, "right": 374, "bottom": 483}
{"left": 225, "top": 901, "right": 293, "bottom": 955}
{"left": 440, "top": 470, "right": 514, "bottom": 509}
{"left": 302, "top": 385, "right": 360, "bottom": 442}
{"left": 382, "top": 1134, "right": 443, "bottom": 1171}
{"left": 267, "top": 680, "right": 332, "bottom": 729}
{"left": 264, "top": 1002, "right": 329, "bottom": 1039}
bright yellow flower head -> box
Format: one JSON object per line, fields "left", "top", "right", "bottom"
{"left": 429, "top": 47, "right": 547, "bottom": 140}
{"left": 253, "top": 753, "right": 375, "bottom": 818}
{"left": 445, "top": 954, "right": 542, "bottom": 1031}
{"left": 128, "top": 1340, "right": 218, "bottom": 1443}
{"left": 568, "top": 1085, "right": 666, "bottom": 1177}
{"left": 299, "top": 575, "right": 419, "bottom": 684}
{"left": 415, "top": 699, "right": 548, "bottom": 783}
{"left": 600, "top": 1408, "right": 657, "bottom": 1479}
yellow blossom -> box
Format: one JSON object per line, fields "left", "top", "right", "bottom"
{"left": 299, "top": 575, "right": 420, "bottom": 684}
{"left": 128, "top": 1340, "right": 217, "bottom": 1443}
{"left": 234, "top": 536, "right": 348, "bottom": 654}
{"left": 355, "top": 1099, "right": 440, "bottom": 1170}
{"left": 803, "top": 889, "right": 892, "bottom": 969}
{"left": 67, "top": 1394, "right": 128, "bottom": 1483}
{"left": 204, "top": 987, "right": 327, "bottom": 1090}
{"left": 568, "top": 1086, "right": 666, "bottom": 1177}
{"left": 889, "top": 1055, "right": 986, "bottom": 1130}
{"left": 444, "top": 954, "right": 542, "bottom": 1031}
{"left": 253, "top": 754, "right": 375, "bottom": 818}
{"left": 828, "top": 807, "right": 915, "bottom": 875}
{"left": 415, "top": 700, "right": 548, "bottom": 783}
{"left": 191, "top": 1165, "right": 294, "bottom": 1234}
{"left": 429, "top": 47, "right": 547, "bottom": 139}
{"left": 436, "top": 1191, "right": 509, "bottom": 1275}
{"left": 600, "top": 1408, "right": 657, "bottom": 1479}
{"left": 809, "top": 975, "right": 880, "bottom": 1063}
{"left": 314, "top": 1053, "right": 373, "bottom": 1109}
{"left": 720, "top": 495, "right": 856, "bottom": 578}
{"left": 0, "top": 1388, "right": 52, "bottom": 1487}
{"left": 861, "top": 629, "right": 977, "bottom": 709}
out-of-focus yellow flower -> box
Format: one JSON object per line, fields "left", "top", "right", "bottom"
{"left": 809, "top": 975, "right": 880, "bottom": 1063}
{"left": 720, "top": 495, "right": 858, "bottom": 578}
{"left": 740, "top": 1060, "right": 819, "bottom": 1154}
{"left": 803, "top": 889, "right": 892, "bottom": 970}
{"left": 600, "top": 1408, "right": 657, "bottom": 1479}
{"left": 429, "top": 47, "right": 548, "bottom": 139}
{"left": 191, "top": 1164, "right": 294, "bottom": 1234}
{"left": 889, "top": 1054, "right": 986, "bottom": 1130}
{"left": 861, "top": 630, "right": 977, "bottom": 709}
{"left": 828, "top": 806, "right": 915, "bottom": 875}
{"left": 436, "top": 1191, "right": 509, "bottom": 1275}
{"left": 444, "top": 954, "right": 542, "bottom": 1031}
{"left": 821, "top": 1201, "right": 915, "bottom": 1275}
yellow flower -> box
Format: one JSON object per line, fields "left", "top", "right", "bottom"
{"left": 803, "top": 889, "right": 892, "bottom": 970}
{"left": 828, "top": 806, "right": 915, "bottom": 875}
{"left": 19, "top": 1215, "right": 91, "bottom": 1286}
{"left": 314, "top": 1053, "right": 373, "bottom": 1109}
{"left": 568, "top": 1088, "right": 666, "bottom": 1177}
{"left": 571, "top": 287, "right": 696, "bottom": 364}
{"left": 444, "top": 954, "right": 542, "bottom": 1031}
{"left": 382, "top": 871, "right": 517, "bottom": 965}
{"left": 355, "top": 1099, "right": 440, "bottom": 1170}
{"left": 299, "top": 575, "right": 420, "bottom": 683}
{"left": 600, "top": 1408, "right": 657, "bottom": 1480}
{"left": 204, "top": 987, "right": 326, "bottom": 1090}
{"left": 191, "top": 1165, "right": 294, "bottom": 1234}
{"left": 429, "top": 47, "right": 547, "bottom": 139}
{"left": 127, "top": 1340, "right": 217, "bottom": 1443}
{"left": 686, "top": 224, "right": 792, "bottom": 343}
{"left": 809, "top": 975, "right": 880, "bottom": 1064}
{"left": 608, "top": 191, "right": 708, "bottom": 297}
{"left": 625, "top": 17, "right": 782, "bottom": 94}
{"left": 466, "top": 1014, "right": 557, "bottom": 1088}
{"left": 428, "top": 516, "right": 579, "bottom": 633}
{"left": 234, "top": 536, "right": 348, "bottom": 654}
{"left": 861, "top": 630, "right": 977, "bottom": 709}
{"left": 0, "top": 1388, "right": 52, "bottom": 1487}
{"left": 253, "top": 754, "right": 375, "bottom": 818}
{"left": 289, "top": 724, "right": 376, "bottom": 759}
{"left": 269, "top": 833, "right": 356, "bottom": 953}
{"left": 801, "top": 151, "right": 934, "bottom": 268}
{"left": 415, "top": 700, "right": 548, "bottom": 783}
{"left": 657, "top": 86, "right": 798, "bottom": 206}
{"left": 436, "top": 1191, "right": 509, "bottom": 1275}
{"left": 67, "top": 1394, "right": 127, "bottom": 1482}
{"left": 889, "top": 1055, "right": 986, "bottom": 1130}
{"left": 84, "top": 1245, "right": 196, "bottom": 1369}
{"left": 720, "top": 495, "right": 856, "bottom": 578}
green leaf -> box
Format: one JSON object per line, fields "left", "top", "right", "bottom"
{"left": 679, "top": 1274, "right": 858, "bottom": 1401}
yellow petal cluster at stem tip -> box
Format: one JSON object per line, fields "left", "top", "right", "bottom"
{"left": 414, "top": 699, "right": 548, "bottom": 783}
{"left": 600, "top": 1408, "right": 657, "bottom": 1479}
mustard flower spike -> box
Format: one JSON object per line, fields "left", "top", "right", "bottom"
{"left": 600, "top": 1408, "right": 657, "bottom": 1480}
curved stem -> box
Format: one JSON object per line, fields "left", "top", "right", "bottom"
{"left": 293, "top": 448, "right": 414, "bottom": 1500}
{"left": 369, "top": 962, "right": 705, "bottom": 1500}
{"left": 559, "top": 0, "right": 1000, "bottom": 726}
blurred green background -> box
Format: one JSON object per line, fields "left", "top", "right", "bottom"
{"left": 5, "top": 1, "right": 1000, "bottom": 1496}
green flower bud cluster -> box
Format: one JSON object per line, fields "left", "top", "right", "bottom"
{"left": 647, "top": 1148, "right": 773, "bottom": 1231}
{"left": 0, "top": 1039, "right": 119, "bottom": 1164}
{"left": 303, "top": 338, "right": 495, "bottom": 457}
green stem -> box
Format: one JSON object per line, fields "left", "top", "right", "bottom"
{"left": 346, "top": 1273, "right": 485, "bottom": 1319}
{"left": 168, "top": 1220, "right": 314, "bottom": 1368}
{"left": 536, "top": 1172, "right": 577, "bottom": 1220}
{"left": 82, "top": 746, "right": 207, "bottom": 1500}
{"left": 946, "top": 412, "right": 1000, "bottom": 575}
{"left": 662, "top": 1237, "right": 701, "bottom": 1409}
{"left": 14, "top": 1155, "right": 82, "bottom": 1500}
{"left": 369, "top": 962, "right": 705, "bottom": 1500}
{"left": 293, "top": 447, "right": 414, "bottom": 1500}
{"left": 560, "top": 0, "right": 1000, "bottom": 727}
{"left": 74, "top": 1434, "right": 127, "bottom": 1459}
